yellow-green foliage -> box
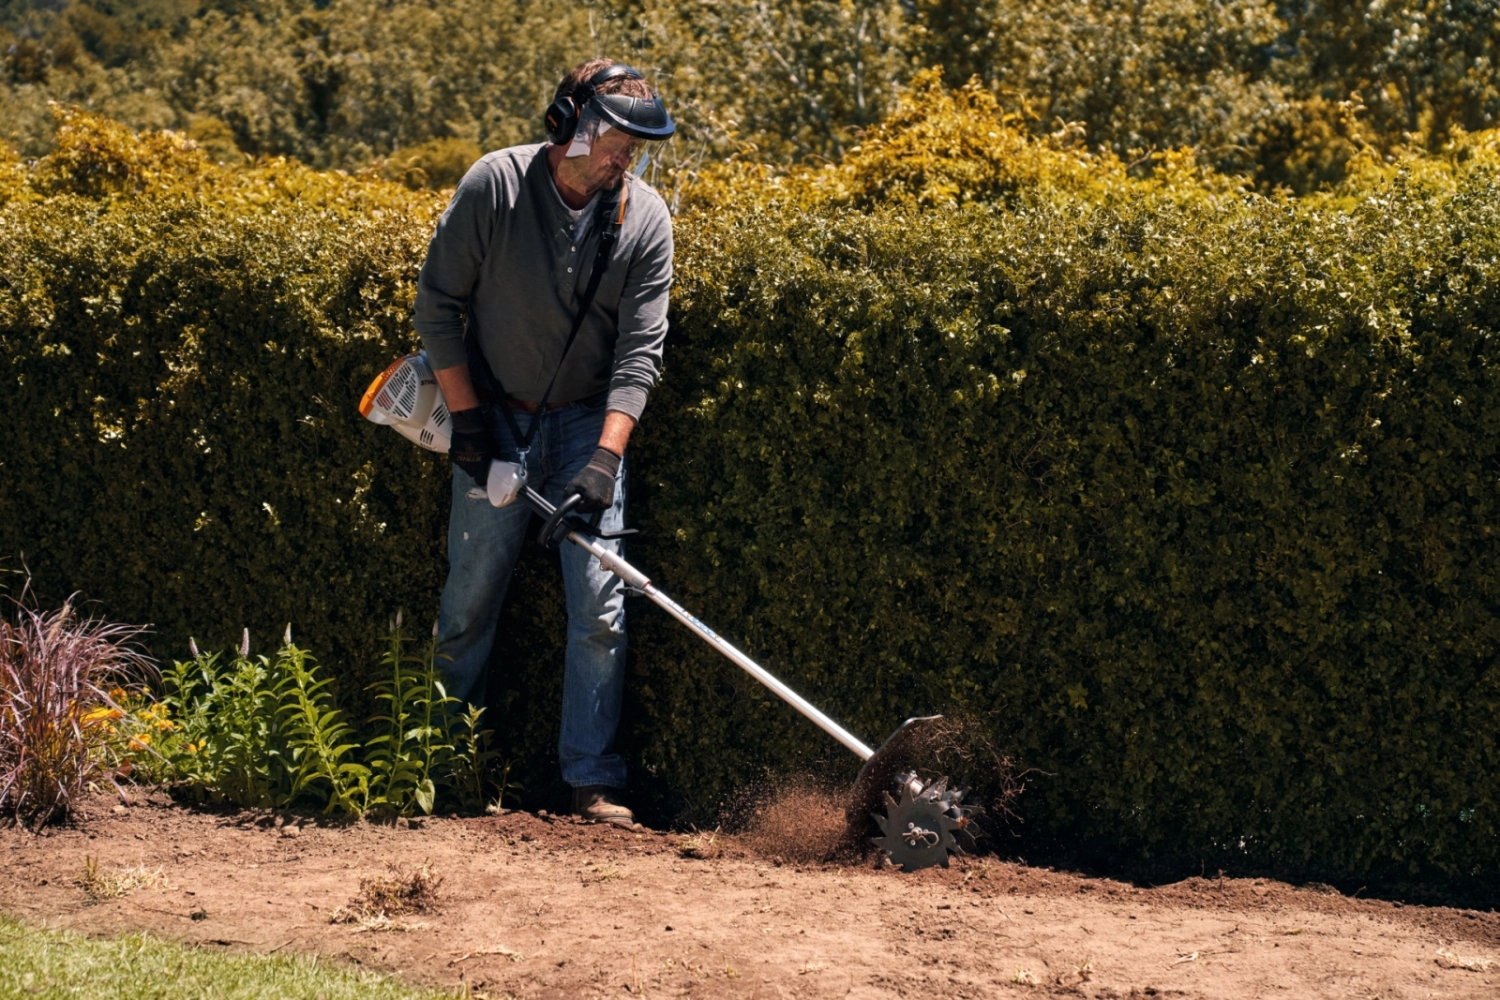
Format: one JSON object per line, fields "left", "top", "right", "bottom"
{"left": 685, "top": 71, "right": 1249, "bottom": 215}
{"left": 0, "top": 142, "right": 24, "bottom": 204}
{"left": 6, "top": 86, "right": 1500, "bottom": 874}
{"left": 0, "top": 107, "right": 447, "bottom": 689}
{"left": 632, "top": 84, "right": 1500, "bottom": 873}
{"left": 382, "top": 138, "right": 484, "bottom": 191}
{"left": 30, "top": 105, "right": 213, "bottom": 198}
{"left": 11, "top": 1, "right": 1500, "bottom": 192}
{"left": 819, "top": 73, "right": 1117, "bottom": 208}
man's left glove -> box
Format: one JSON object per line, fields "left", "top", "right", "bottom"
{"left": 448, "top": 407, "right": 496, "bottom": 486}
{"left": 565, "top": 446, "right": 621, "bottom": 513}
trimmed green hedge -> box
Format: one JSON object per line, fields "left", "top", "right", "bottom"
{"left": 644, "top": 182, "right": 1500, "bottom": 871}
{"left": 5, "top": 99, "right": 1500, "bottom": 874}
{"left": 0, "top": 111, "right": 449, "bottom": 690}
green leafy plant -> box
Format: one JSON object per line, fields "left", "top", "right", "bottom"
{"left": 270, "top": 629, "right": 369, "bottom": 815}
{"left": 158, "top": 631, "right": 279, "bottom": 807}
{"left": 212, "top": 634, "right": 279, "bottom": 808}
{"left": 159, "top": 629, "right": 369, "bottom": 812}
{"left": 153, "top": 649, "right": 226, "bottom": 796}
{"left": 446, "top": 703, "right": 499, "bottom": 813}
{"left": 154, "top": 617, "right": 494, "bottom": 818}
{"left": 364, "top": 617, "right": 457, "bottom": 817}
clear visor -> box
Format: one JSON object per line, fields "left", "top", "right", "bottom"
{"left": 565, "top": 103, "right": 664, "bottom": 177}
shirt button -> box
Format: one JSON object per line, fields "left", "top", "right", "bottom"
{"left": 567, "top": 267, "right": 574, "bottom": 273}
{"left": 571, "top": 246, "right": 577, "bottom": 252}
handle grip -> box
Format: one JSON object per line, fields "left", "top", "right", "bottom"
{"left": 538, "top": 493, "right": 585, "bottom": 548}
{"left": 524, "top": 487, "right": 641, "bottom": 545}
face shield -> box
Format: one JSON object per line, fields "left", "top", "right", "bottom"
{"left": 565, "top": 90, "right": 676, "bottom": 179}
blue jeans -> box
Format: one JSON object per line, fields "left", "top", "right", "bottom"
{"left": 435, "top": 396, "right": 628, "bottom": 789}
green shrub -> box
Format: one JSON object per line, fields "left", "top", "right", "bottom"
{"left": 382, "top": 138, "right": 483, "bottom": 191}
{"left": 629, "top": 129, "right": 1500, "bottom": 873}
{"left": 0, "top": 108, "right": 448, "bottom": 690}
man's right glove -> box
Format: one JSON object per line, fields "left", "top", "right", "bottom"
{"left": 565, "top": 446, "right": 622, "bottom": 513}
{"left": 448, "top": 407, "right": 495, "bottom": 486}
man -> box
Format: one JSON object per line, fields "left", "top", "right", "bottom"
{"left": 413, "top": 59, "right": 675, "bottom": 826}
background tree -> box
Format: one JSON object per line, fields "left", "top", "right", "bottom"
{"left": 6, "top": 1, "right": 1500, "bottom": 191}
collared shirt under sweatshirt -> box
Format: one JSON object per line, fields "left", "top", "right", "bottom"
{"left": 413, "top": 143, "right": 673, "bottom": 421}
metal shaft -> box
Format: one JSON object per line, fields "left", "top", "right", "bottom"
{"left": 563, "top": 528, "right": 876, "bottom": 761}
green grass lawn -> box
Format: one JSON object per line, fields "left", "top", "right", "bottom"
{"left": 0, "top": 915, "right": 456, "bottom": 999}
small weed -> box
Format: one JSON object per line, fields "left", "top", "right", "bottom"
{"left": 449, "top": 945, "right": 524, "bottom": 965}
{"left": 482, "top": 758, "right": 522, "bottom": 814}
{"left": 676, "top": 827, "right": 721, "bottom": 859}
{"left": 1010, "top": 968, "right": 1037, "bottom": 985}
{"left": 1435, "top": 948, "right": 1495, "bottom": 972}
{"left": 76, "top": 856, "right": 173, "bottom": 900}
{"left": 340, "top": 914, "right": 429, "bottom": 933}
{"left": 330, "top": 861, "right": 442, "bottom": 927}
{"left": 583, "top": 862, "right": 622, "bottom": 883}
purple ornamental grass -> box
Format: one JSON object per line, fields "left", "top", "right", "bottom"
{"left": 0, "top": 593, "right": 153, "bottom": 827}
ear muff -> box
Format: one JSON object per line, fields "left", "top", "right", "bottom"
{"left": 544, "top": 64, "right": 645, "bottom": 145}
{"left": 544, "top": 94, "right": 580, "bottom": 145}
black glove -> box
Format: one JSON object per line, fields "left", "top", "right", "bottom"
{"left": 448, "top": 407, "right": 495, "bottom": 486}
{"left": 565, "top": 446, "right": 621, "bottom": 513}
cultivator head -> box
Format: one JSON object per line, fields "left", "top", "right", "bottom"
{"left": 874, "top": 772, "right": 977, "bottom": 871}
{"left": 849, "top": 716, "right": 982, "bottom": 871}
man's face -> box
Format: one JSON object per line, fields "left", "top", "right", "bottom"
{"left": 574, "top": 126, "right": 646, "bottom": 192}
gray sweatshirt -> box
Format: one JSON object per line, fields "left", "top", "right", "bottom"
{"left": 413, "top": 143, "right": 673, "bottom": 420}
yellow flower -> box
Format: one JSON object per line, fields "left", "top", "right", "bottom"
{"left": 108, "top": 687, "right": 127, "bottom": 700}
{"left": 81, "top": 707, "right": 123, "bottom": 725}
{"left": 127, "top": 733, "right": 153, "bottom": 750}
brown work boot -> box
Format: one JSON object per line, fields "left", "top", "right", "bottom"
{"left": 572, "top": 785, "right": 634, "bottom": 826}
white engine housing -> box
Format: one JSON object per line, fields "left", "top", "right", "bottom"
{"left": 359, "top": 352, "right": 451, "bottom": 453}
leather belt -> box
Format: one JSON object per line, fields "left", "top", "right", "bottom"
{"left": 507, "top": 398, "right": 571, "bottom": 413}
{"left": 506, "top": 390, "right": 605, "bottom": 413}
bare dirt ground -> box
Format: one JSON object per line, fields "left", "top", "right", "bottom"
{"left": 3, "top": 792, "right": 1499, "bottom": 1000}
